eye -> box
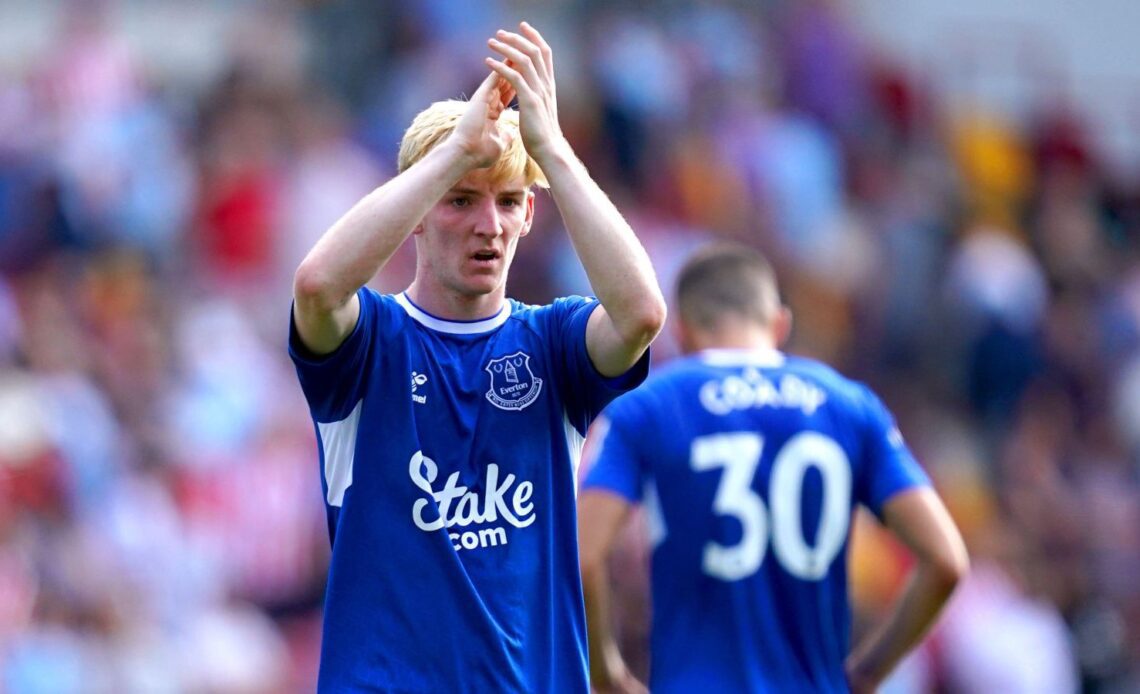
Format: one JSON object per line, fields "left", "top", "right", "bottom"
{"left": 450, "top": 196, "right": 470, "bottom": 208}
{"left": 499, "top": 197, "right": 522, "bottom": 208}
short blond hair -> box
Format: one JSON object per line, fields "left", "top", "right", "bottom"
{"left": 397, "top": 100, "right": 548, "bottom": 189}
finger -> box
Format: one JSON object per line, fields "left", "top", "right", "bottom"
{"left": 517, "top": 21, "right": 553, "bottom": 80}
{"left": 484, "top": 57, "right": 531, "bottom": 99}
{"left": 469, "top": 70, "right": 503, "bottom": 104}
{"left": 489, "top": 35, "right": 542, "bottom": 88}
{"left": 492, "top": 30, "right": 545, "bottom": 76}
{"left": 495, "top": 28, "right": 541, "bottom": 57}
{"left": 495, "top": 71, "right": 517, "bottom": 109}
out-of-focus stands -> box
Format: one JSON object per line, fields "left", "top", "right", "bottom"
{"left": 0, "top": 1, "right": 1137, "bottom": 691}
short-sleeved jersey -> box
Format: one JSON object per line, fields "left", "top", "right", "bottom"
{"left": 290, "top": 288, "right": 647, "bottom": 693}
{"left": 582, "top": 348, "right": 929, "bottom": 693}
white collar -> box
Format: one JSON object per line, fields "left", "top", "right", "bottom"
{"left": 698, "top": 348, "right": 785, "bottom": 368}
{"left": 395, "top": 292, "right": 511, "bottom": 334}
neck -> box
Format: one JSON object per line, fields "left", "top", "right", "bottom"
{"left": 685, "top": 324, "right": 778, "bottom": 354}
{"left": 405, "top": 281, "right": 506, "bottom": 321}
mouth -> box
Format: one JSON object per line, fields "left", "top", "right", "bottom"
{"left": 469, "top": 249, "right": 502, "bottom": 266}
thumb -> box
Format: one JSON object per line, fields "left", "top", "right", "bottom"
{"left": 470, "top": 70, "right": 502, "bottom": 106}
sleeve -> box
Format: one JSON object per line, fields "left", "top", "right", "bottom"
{"left": 580, "top": 396, "right": 646, "bottom": 503}
{"left": 548, "top": 295, "right": 651, "bottom": 435}
{"left": 855, "top": 386, "right": 931, "bottom": 519}
{"left": 288, "top": 287, "right": 390, "bottom": 422}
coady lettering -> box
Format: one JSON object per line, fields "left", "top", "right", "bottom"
{"left": 700, "top": 370, "right": 827, "bottom": 417}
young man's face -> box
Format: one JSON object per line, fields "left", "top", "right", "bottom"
{"left": 415, "top": 168, "right": 535, "bottom": 305}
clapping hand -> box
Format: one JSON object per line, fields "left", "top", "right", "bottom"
{"left": 485, "top": 21, "right": 566, "bottom": 164}
{"left": 450, "top": 67, "right": 517, "bottom": 169}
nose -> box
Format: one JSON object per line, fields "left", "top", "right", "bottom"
{"left": 472, "top": 198, "right": 504, "bottom": 238}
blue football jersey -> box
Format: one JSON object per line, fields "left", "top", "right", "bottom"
{"left": 289, "top": 288, "right": 647, "bottom": 693}
{"left": 582, "top": 348, "right": 929, "bottom": 693}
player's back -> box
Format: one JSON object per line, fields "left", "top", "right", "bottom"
{"left": 587, "top": 348, "right": 928, "bottom": 693}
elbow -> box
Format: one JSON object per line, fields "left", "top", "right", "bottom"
{"left": 578, "top": 539, "right": 612, "bottom": 586}
{"left": 579, "top": 549, "right": 606, "bottom": 584}
{"left": 624, "top": 294, "right": 668, "bottom": 349}
{"left": 293, "top": 259, "right": 343, "bottom": 314}
{"left": 930, "top": 545, "right": 970, "bottom": 594}
{"left": 644, "top": 294, "right": 668, "bottom": 339}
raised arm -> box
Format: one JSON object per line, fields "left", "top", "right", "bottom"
{"left": 486, "top": 22, "right": 666, "bottom": 377}
{"left": 845, "top": 487, "right": 970, "bottom": 693}
{"left": 292, "top": 72, "right": 516, "bottom": 355}
{"left": 578, "top": 489, "right": 646, "bottom": 694}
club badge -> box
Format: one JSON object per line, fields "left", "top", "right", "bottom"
{"left": 485, "top": 351, "right": 543, "bottom": 411}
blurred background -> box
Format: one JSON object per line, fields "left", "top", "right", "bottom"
{"left": 0, "top": 0, "right": 1138, "bottom": 691}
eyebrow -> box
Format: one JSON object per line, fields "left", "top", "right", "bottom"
{"left": 448, "top": 187, "right": 527, "bottom": 198}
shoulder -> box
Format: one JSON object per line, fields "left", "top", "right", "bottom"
{"left": 359, "top": 286, "right": 405, "bottom": 317}
{"left": 360, "top": 288, "right": 417, "bottom": 335}
{"left": 507, "top": 295, "right": 595, "bottom": 319}
{"left": 505, "top": 295, "right": 598, "bottom": 335}
{"left": 780, "top": 354, "right": 887, "bottom": 421}
{"left": 643, "top": 354, "right": 709, "bottom": 392}
{"left": 605, "top": 355, "right": 702, "bottom": 414}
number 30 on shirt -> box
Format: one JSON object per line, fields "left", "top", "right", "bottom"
{"left": 690, "top": 432, "right": 851, "bottom": 582}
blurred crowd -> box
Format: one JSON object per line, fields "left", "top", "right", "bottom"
{"left": 0, "top": 1, "right": 1138, "bottom": 692}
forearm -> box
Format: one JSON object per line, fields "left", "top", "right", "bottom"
{"left": 846, "top": 559, "right": 960, "bottom": 689}
{"left": 583, "top": 562, "right": 625, "bottom": 688}
{"left": 539, "top": 143, "right": 664, "bottom": 344}
{"left": 847, "top": 488, "right": 968, "bottom": 691}
{"left": 579, "top": 491, "right": 639, "bottom": 690}
{"left": 294, "top": 140, "right": 478, "bottom": 309}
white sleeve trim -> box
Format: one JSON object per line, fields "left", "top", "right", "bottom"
{"left": 564, "top": 410, "right": 586, "bottom": 497}
{"left": 317, "top": 399, "right": 362, "bottom": 507}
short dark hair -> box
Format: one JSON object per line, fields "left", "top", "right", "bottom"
{"left": 676, "top": 243, "right": 781, "bottom": 330}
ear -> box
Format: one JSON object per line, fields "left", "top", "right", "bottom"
{"left": 519, "top": 190, "right": 536, "bottom": 238}
{"left": 773, "top": 306, "right": 793, "bottom": 348}
{"left": 412, "top": 222, "right": 425, "bottom": 236}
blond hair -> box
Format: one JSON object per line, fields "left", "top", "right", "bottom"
{"left": 397, "top": 100, "right": 548, "bottom": 189}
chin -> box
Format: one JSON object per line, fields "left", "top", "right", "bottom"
{"left": 457, "top": 278, "right": 502, "bottom": 297}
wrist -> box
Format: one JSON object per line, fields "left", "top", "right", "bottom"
{"left": 432, "top": 137, "right": 485, "bottom": 175}
{"left": 528, "top": 135, "right": 575, "bottom": 172}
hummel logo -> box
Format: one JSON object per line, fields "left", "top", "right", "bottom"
{"left": 411, "top": 371, "right": 428, "bottom": 404}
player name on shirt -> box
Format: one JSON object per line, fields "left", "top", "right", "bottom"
{"left": 408, "top": 451, "right": 536, "bottom": 552}
{"left": 699, "top": 368, "right": 827, "bottom": 417}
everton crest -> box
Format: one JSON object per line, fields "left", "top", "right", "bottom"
{"left": 485, "top": 351, "right": 543, "bottom": 411}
